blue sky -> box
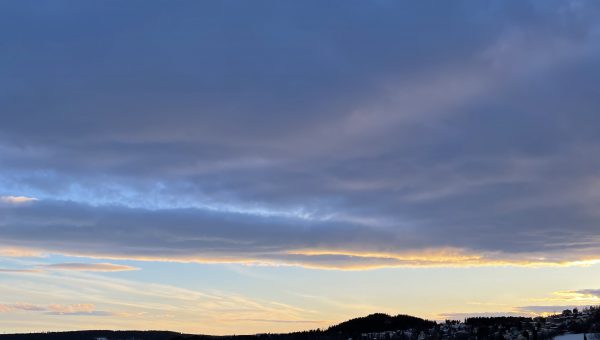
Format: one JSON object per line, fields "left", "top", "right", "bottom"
{"left": 1, "top": 0, "right": 600, "bottom": 334}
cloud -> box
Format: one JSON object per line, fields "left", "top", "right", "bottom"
{"left": 45, "top": 303, "right": 110, "bottom": 316}
{"left": 0, "top": 196, "right": 37, "bottom": 205}
{"left": 44, "top": 310, "right": 114, "bottom": 316}
{"left": 41, "top": 263, "right": 139, "bottom": 272}
{"left": 0, "top": 271, "right": 330, "bottom": 334}
{"left": 0, "top": 303, "right": 108, "bottom": 315}
{"left": 1, "top": 199, "right": 600, "bottom": 269}
{"left": 0, "top": 303, "right": 46, "bottom": 312}
{"left": 505, "top": 289, "right": 600, "bottom": 316}
{"left": 0, "top": 247, "right": 46, "bottom": 258}
{"left": 513, "top": 305, "right": 587, "bottom": 315}
{"left": 0, "top": 262, "right": 136, "bottom": 274}
{"left": 575, "top": 289, "right": 600, "bottom": 298}
{"left": 0, "top": 268, "right": 41, "bottom": 273}
{"left": 439, "top": 295, "right": 599, "bottom": 320}
{"left": 1, "top": 1, "right": 600, "bottom": 269}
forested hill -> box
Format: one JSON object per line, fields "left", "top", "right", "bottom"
{"left": 176, "top": 313, "right": 436, "bottom": 340}
{"left": 326, "top": 313, "right": 436, "bottom": 334}
{"left": 0, "top": 313, "right": 435, "bottom": 340}
{"left": 4, "top": 308, "right": 600, "bottom": 340}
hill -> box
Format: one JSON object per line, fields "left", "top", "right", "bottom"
{"left": 0, "top": 313, "right": 435, "bottom": 340}
{"left": 326, "top": 313, "right": 435, "bottom": 334}
{"left": 0, "top": 330, "right": 183, "bottom": 340}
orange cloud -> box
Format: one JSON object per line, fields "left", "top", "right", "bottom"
{"left": 0, "top": 268, "right": 42, "bottom": 273}
{"left": 0, "top": 303, "right": 46, "bottom": 313}
{"left": 47, "top": 304, "right": 96, "bottom": 314}
{"left": 41, "top": 262, "right": 139, "bottom": 272}
{"left": 0, "top": 302, "right": 113, "bottom": 316}
{"left": 0, "top": 247, "right": 46, "bottom": 258}
{"left": 283, "top": 248, "right": 600, "bottom": 270}
{"left": 0, "top": 195, "right": 38, "bottom": 204}
{"left": 4, "top": 244, "right": 600, "bottom": 271}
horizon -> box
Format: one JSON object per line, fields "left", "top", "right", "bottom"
{"left": 2, "top": 0, "right": 600, "bottom": 335}
{"left": 0, "top": 309, "right": 594, "bottom": 336}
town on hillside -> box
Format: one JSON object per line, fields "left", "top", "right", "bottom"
{"left": 359, "top": 307, "right": 600, "bottom": 340}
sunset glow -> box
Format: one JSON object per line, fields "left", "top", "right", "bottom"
{"left": 2, "top": 0, "right": 600, "bottom": 336}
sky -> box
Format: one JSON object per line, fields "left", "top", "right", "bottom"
{"left": 1, "top": 0, "right": 600, "bottom": 335}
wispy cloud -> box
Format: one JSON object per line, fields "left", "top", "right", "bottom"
{"left": 0, "top": 196, "right": 37, "bottom": 205}
{"left": 0, "top": 303, "right": 111, "bottom": 316}
{"left": 511, "top": 289, "right": 600, "bottom": 316}
{"left": 0, "top": 270, "right": 329, "bottom": 334}
{"left": 0, "top": 303, "right": 46, "bottom": 312}
{"left": 41, "top": 263, "right": 139, "bottom": 272}
{"left": 513, "top": 305, "right": 584, "bottom": 315}
{"left": 0, "top": 247, "right": 46, "bottom": 258}
{"left": 574, "top": 289, "right": 600, "bottom": 298}
{"left": 46, "top": 303, "right": 113, "bottom": 316}
{"left": 0, "top": 268, "right": 41, "bottom": 273}
{"left": 524, "top": 290, "right": 600, "bottom": 304}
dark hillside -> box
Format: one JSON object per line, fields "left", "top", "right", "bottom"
{"left": 0, "top": 330, "right": 182, "bottom": 340}
{"left": 326, "top": 313, "right": 436, "bottom": 334}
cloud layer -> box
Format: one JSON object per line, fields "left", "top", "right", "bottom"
{"left": 2, "top": 1, "right": 600, "bottom": 269}
{"left": 0, "top": 302, "right": 111, "bottom": 316}
{"left": 0, "top": 270, "right": 333, "bottom": 334}
{"left": 41, "top": 263, "right": 139, "bottom": 272}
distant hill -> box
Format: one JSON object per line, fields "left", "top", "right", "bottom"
{"left": 8, "top": 308, "right": 594, "bottom": 340}
{"left": 0, "top": 330, "right": 183, "bottom": 340}
{"left": 326, "top": 313, "right": 435, "bottom": 334}
{"left": 0, "top": 313, "right": 436, "bottom": 340}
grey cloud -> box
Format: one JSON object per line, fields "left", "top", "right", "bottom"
{"left": 0, "top": 200, "right": 404, "bottom": 265}
{"left": 2, "top": 1, "right": 600, "bottom": 268}
{"left": 0, "top": 199, "right": 598, "bottom": 268}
